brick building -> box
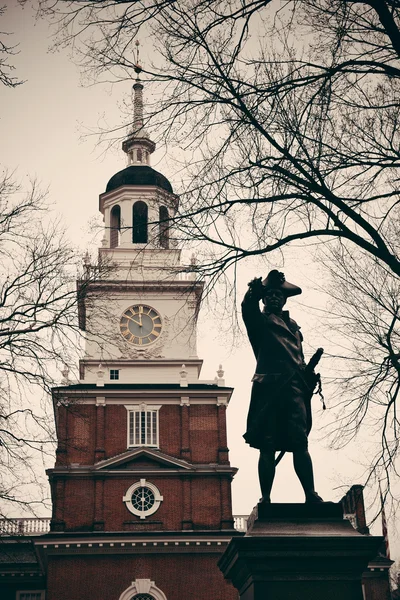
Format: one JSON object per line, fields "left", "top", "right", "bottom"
{"left": 39, "top": 69, "right": 241, "bottom": 600}
{"left": 0, "top": 74, "right": 394, "bottom": 600}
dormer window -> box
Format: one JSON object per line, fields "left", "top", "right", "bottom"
{"left": 132, "top": 201, "right": 148, "bottom": 243}
{"left": 126, "top": 404, "right": 161, "bottom": 447}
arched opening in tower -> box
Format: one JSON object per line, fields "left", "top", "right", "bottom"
{"left": 133, "top": 201, "right": 148, "bottom": 243}
{"left": 159, "top": 206, "right": 169, "bottom": 249}
{"left": 110, "top": 205, "right": 121, "bottom": 248}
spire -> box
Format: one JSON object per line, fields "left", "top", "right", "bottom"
{"left": 122, "top": 40, "right": 156, "bottom": 166}
{"left": 132, "top": 41, "right": 144, "bottom": 134}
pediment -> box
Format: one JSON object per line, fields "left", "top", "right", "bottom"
{"left": 94, "top": 448, "right": 192, "bottom": 471}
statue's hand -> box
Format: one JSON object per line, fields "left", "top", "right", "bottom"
{"left": 247, "top": 277, "right": 264, "bottom": 300}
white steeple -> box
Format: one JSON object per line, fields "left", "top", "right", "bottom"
{"left": 122, "top": 41, "right": 156, "bottom": 166}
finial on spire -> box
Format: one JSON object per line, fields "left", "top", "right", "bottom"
{"left": 134, "top": 40, "right": 142, "bottom": 78}
{"left": 121, "top": 40, "right": 156, "bottom": 165}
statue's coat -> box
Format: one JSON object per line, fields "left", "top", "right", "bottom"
{"left": 242, "top": 289, "right": 312, "bottom": 451}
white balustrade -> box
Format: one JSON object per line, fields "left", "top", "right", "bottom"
{"left": 177, "top": 271, "right": 197, "bottom": 281}
{"left": 233, "top": 515, "right": 248, "bottom": 532}
{"left": 0, "top": 515, "right": 248, "bottom": 535}
{"left": 0, "top": 517, "right": 51, "bottom": 536}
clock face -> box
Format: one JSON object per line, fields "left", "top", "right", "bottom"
{"left": 120, "top": 304, "right": 162, "bottom": 346}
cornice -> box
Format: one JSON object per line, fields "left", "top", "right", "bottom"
{"left": 79, "top": 358, "right": 203, "bottom": 369}
{"left": 77, "top": 279, "right": 204, "bottom": 294}
{"left": 51, "top": 386, "right": 233, "bottom": 406}
{"left": 47, "top": 466, "right": 238, "bottom": 478}
{"left": 99, "top": 185, "right": 179, "bottom": 214}
{"left": 33, "top": 531, "right": 242, "bottom": 571}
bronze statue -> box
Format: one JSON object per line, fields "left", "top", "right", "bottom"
{"left": 242, "top": 270, "right": 324, "bottom": 504}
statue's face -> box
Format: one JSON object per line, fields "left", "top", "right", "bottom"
{"left": 263, "top": 289, "right": 286, "bottom": 313}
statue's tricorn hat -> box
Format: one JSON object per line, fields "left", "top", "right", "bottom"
{"left": 262, "top": 270, "right": 302, "bottom": 298}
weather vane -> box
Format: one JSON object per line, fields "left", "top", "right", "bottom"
{"left": 134, "top": 40, "right": 142, "bottom": 76}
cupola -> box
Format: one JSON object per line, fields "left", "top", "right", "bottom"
{"left": 99, "top": 43, "right": 177, "bottom": 251}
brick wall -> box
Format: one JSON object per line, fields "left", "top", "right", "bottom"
{"left": 55, "top": 473, "right": 233, "bottom": 532}
{"left": 47, "top": 554, "right": 238, "bottom": 600}
{"left": 56, "top": 402, "right": 228, "bottom": 466}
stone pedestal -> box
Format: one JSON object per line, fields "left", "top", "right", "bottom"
{"left": 218, "top": 503, "right": 382, "bottom": 600}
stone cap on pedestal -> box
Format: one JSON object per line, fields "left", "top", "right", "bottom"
{"left": 246, "top": 501, "right": 358, "bottom": 536}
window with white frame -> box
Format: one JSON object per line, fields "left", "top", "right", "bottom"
{"left": 126, "top": 405, "right": 161, "bottom": 447}
{"left": 17, "top": 592, "right": 45, "bottom": 600}
{"left": 119, "top": 579, "right": 167, "bottom": 600}
{"left": 123, "top": 479, "right": 163, "bottom": 519}
{"left": 110, "top": 369, "right": 120, "bottom": 380}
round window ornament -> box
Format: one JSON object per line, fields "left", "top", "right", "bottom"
{"left": 123, "top": 479, "right": 163, "bottom": 519}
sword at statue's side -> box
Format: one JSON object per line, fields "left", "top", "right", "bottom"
{"left": 275, "top": 347, "right": 325, "bottom": 466}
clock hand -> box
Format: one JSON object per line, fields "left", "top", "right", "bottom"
{"left": 125, "top": 315, "right": 142, "bottom": 326}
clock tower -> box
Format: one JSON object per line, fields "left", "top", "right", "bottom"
{"left": 37, "top": 67, "right": 240, "bottom": 600}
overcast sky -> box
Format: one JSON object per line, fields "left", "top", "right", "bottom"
{"left": 1, "top": 0, "right": 397, "bottom": 558}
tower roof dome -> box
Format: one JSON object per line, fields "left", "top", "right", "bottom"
{"left": 105, "top": 165, "right": 173, "bottom": 194}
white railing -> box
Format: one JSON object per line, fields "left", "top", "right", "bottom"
{"left": 0, "top": 515, "right": 247, "bottom": 536}
{"left": 233, "top": 515, "right": 248, "bottom": 532}
{"left": 177, "top": 271, "right": 197, "bottom": 281}
{"left": 0, "top": 517, "right": 51, "bottom": 536}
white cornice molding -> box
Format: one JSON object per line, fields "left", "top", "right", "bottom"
{"left": 80, "top": 358, "right": 203, "bottom": 367}
{"left": 34, "top": 536, "right": 233, "bottom": 549}
{"left": 124, "top": 404, "right": 162, "bottom": 411}
{"left": 99, "top": 185, "right": 179, "bottom": 214}
{"left": 82, "top": 279, "right": 203, "bottom": 292}
{"left": 47, "top": 466, "right": 238, "bottom": 477}
{"left": 52, "top": 388, "right": 233, "bottom": 406}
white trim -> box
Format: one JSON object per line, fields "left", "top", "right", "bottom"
{"left": 119, "top": 579, "right": 167, "bottom": 600}
{"left": 35, "top": 537, "right": 231, "bottom": 547}
{"left": 16, "top": 592, "right": 45, "bottom": 600}
{"left": 122, "top": 479, "right": 163, "bottom": 519}
{"left": 124, "top": 404, "right": 162, "bottom": 410}
{"left": 94, "top": 447, "right": 191, "bottom": 471}
{"left": 60, "top": 397, "right": 230, "bottom": 406}
{"left": 217, "top": 396, "right": 228, "bottom": 406}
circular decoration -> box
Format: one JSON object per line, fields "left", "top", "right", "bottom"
{"left": 131, "top": 486, "right": 155, "bottom": 512}
{"left": 120, "top": 304, "right": 162, "bottom": 346}
{"left": 132, "top": 595, "right": 156, "bottom": 600}
{"left": 123, "top": 479, "right": 163, "bottom": 519}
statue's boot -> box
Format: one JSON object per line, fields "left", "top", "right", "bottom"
{"left": 259, "top": 496, "right": 271, "bottom": 504}
{"left": 305, "top": 490, "right": 324, "bottom": 504}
